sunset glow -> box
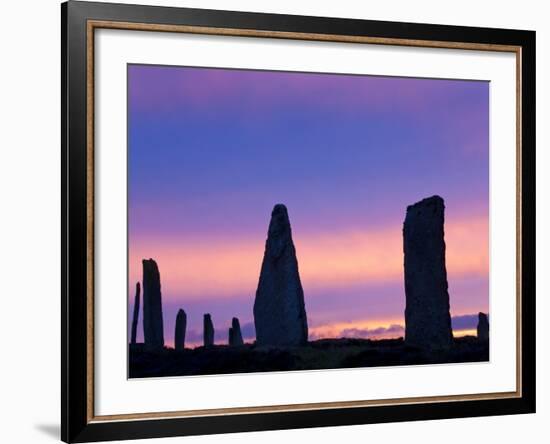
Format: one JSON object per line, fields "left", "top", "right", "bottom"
{"left": 128, "top": 214, "right": 487, "bottom": 300}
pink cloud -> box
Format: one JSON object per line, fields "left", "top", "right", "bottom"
{"left": 128, "top": 214, "right": 488, "bottom": 302}
{"left": 129, "top": 65, "right": 485, "bottom": 118}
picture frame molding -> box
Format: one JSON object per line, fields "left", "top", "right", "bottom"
{"left": 62, "top": 1, "right": 536, "bottom": 442}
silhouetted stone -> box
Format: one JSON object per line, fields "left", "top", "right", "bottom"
{"left": 130, "top": 282, "right": 140, "bottom": 345}
{"left": 228, "top": 317, "right": 244, "bottom": 346}
{"left": 404, "top": 196, "right": 453, "bottom": 349}
{"left": 142, "top": 259, "right": 164, "bottom": 350}
{"left": 204, "top": 314, "right": 215, "bottom": 347}
{"left": 477, "top": 312, "right": 489, "bottom": 342}
{"left": 254, "top": 204, "right": 308, "bottom": 346}
{"left": 174, "top": 309, "right": 187, "bottom": 351}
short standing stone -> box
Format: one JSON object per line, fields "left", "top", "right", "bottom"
{"left": 130, "top": 282, "right": 140, "bottom": 345}
{"left": 228, "top": 317, "right": 244, "bottom": 346}
{"left": 254, "top": 204, "right": 308, "bottom": 346}
{"left": 142, "top": 259, "right": 164, "bottom": 350}
{"left": 404, "top": 196, "right": 453, "bottom": 349}
{"left": 174, "top": 309, "right": 187, "bottom": 351}
{"left": 477, "top": 312, "right": 489, "bottom": 341}
{"left": 203, "top": 313, "right": 215, "bottom": 347}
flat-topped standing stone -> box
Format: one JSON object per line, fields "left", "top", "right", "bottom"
{"left": 404, "top": 196, "right": 453, "bottom": 349}
{"left": 254, "top": 204, "right": 308, "bottom": 346}
{"left": 174, "top": 309, "right": 187, "bottom": 351}
{"left": 203, "top": 313, "right": 215, "bottom": 347}
{"left": 228, "top": 317, "right": 244, "bottom": 346}
{"left": 477, "top": 312, "right": 489, "bottom": 341}
{"left": 142, "top": 259, "right": 164, "bottom": 350}
{"left": 130, "top": 282, "right": 140, "bottom": 345}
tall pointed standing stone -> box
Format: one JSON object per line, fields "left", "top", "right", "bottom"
{"left": 254, "top": 204, "right": 308, "bottom": 346}
{"left": 404, "top": 196, "right": 453, "bottom": 349}
{"left": 228, "top": 317, "right": 244, "bottom": 346}
{"left": 130, "top": 282, "right": 140, "bottom": 345}
{"left": 203, "top": 313, "right": 214, "bottom": 347}
{"left": 174, "top": 309, "right": 187, "bottom": 351}
{"left": 477, "top": 312, "right": 489, "bottom": 341}
{"left": 142, "top": 259, "right": 164, "bottom": 350}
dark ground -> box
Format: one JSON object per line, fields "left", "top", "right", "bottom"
{"left": 129, "top": 336, "right": 489, "bottom": 378}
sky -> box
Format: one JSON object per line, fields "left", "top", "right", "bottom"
{"left": 127, "top": 64, "right": 489, "bottom": 348}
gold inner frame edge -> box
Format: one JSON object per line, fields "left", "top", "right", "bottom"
{"left": 85, "top": 19, "right": 523, "bottom": 423}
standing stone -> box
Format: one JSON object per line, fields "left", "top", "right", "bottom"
{"left": 254, "top": 204, "right": 308, "bottom": 346}
{"left": 174, "top": 309, "right": 187, "bottom": 351}
{"left": 404, "top": 196, "right": 453, "bottom": 349}
{"left": 477, "top": 312, "right": 489, "bottom": 341}
{"left": 130, "top": 282, "right": 140, "bottom": 345}
{"left": 203, "top": 313, "right": 215, "bottom": 347}
{"left": 228, "top": 317, "right": 244, "bottom": 346}
{"left": 142, "top": 259, "right": 164, "bottom": 350}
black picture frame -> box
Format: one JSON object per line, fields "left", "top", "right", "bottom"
{"left": 61, "top": 1, "right": 536, "bottom": 442}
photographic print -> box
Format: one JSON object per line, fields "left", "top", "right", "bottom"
{"left": 127, "top": 64, "right": 490, "bottom": 379}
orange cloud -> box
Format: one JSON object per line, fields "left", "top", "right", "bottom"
{"left": 453, "top": 328, "right": 478, "bottom": 338}
{"left": 295, "top": 319, "right": 477, "bottom": 341}
{"left": 309, "top": 317, "right": 405, "bottom": 340}
{"left": 129, "top": 215, "right": 488, "bottom": 301}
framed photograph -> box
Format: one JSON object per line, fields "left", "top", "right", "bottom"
{"left": 61, "top": 1, "right": 536, "bottom": 442}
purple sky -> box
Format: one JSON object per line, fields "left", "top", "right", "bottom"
{"left": 127, "top": 64, "right": 489, "bottom": 347}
